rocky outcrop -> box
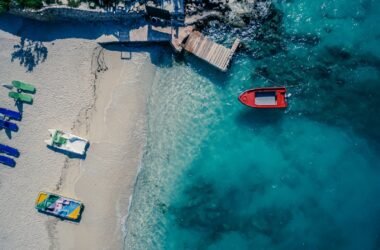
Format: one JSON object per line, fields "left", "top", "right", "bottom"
{"left": 186, "top": 0, "right": 271, "bottom": 28}
{"left": 8, "top": 0, "right": 270, "bottom": 26}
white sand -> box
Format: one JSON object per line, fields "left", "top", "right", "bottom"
{"left": 56, "top": 47, "right": 156, "bottom": 250}
{"left": 0, "top": 22, "right": 155, "bottom": 249}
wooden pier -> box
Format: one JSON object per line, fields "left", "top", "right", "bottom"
{"left": 97, "top": 25, "right": 240, "bottom": 72}
{"left": 182, "top": 31, "right": 240, "bottom": 72}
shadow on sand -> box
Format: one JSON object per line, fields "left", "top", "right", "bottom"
{"left": 2, "top": 127, "right": 14, "bottom": 139}
{"left": 37, "top": 204, "right": 85, "bottom": 223}
{"left": 11, "top": 37, "right": 48, "bottom": 72}
{"left": 0, "top": 13, "right": 142, "bottom": 42}
{"left": 101, "top": 43, "right": 175, "bottom": 68}
{"left": 46, "top": 143, "right": 90, "bottom": 160}
{"left": 14, "top": 100, "right": 24, "bottom": 116}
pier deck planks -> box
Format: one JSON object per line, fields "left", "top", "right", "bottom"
{"left": 183, "top": 31, "right": 239, "bottom": 72}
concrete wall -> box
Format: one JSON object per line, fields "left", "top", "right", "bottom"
{"left": 9, "top": 6, "right": 144, "bottom": 22}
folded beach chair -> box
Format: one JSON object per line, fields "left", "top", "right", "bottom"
{"left": 0, "top": 108, "right": 22, "bottom": 121}
{"left": 0, "top": 119, "right": 19, "bottom": 132}
{"left": 0, "top": 143, "right": 20, "bottom": 158}
{"left": 0, "top": 155, "right": 16, "bottom": 167}
{"left": 8, "top": 91, "right": 33, "bottom": 104}
{"left": 12, "top": 80, "right": 36, "bottom": 93}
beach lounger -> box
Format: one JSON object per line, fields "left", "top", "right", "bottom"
{"left": 8, "top": 92, "right": 33, "bottom": 104}
{"left": 0, "top": 119, "right": 19, "bottom": 132}
{"left": 0, "top": 155, "right": 16, "bottom": 167}
{"left": 0, "top": 108, "right": 22, "bottom": 121}
{"left": 12, "top": 80, "right": 36, "bottom": 93}
{"left": 0, "top": 144, "right": 20, "bottom": 157}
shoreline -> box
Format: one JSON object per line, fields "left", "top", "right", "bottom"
{"left": 54, "top": 45, "right": 156, "bottom": 249}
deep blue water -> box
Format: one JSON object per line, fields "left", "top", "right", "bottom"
{"left": 125, "top": 0, "right": 380, "bottom": 249}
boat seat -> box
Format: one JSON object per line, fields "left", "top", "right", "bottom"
{"left": 53, "top": 132, "right": 67, "bottom": 145}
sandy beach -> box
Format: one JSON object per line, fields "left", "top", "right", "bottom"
{"left": 0, "top": 18, "right": 154, "bottom": 249}
{"left": 55, "top": 47, "right": 156, "bottom": 250}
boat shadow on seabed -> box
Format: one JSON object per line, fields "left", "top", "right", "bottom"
{"left": 236, "top": 108, "right": 286, "bottom": 129}
{"left": 46, "top": 143, "right": 90, "bottom": 160}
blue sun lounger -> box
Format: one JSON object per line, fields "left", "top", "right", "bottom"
{"left": 0, "top": 155, "right": 16, "bottom": 167}
{"left": 0, "top": 144, "right": 20, "bottom": 158}
{"left": 0, "top": 119, "right": 18, "bottom": 132}
{"left": 0, "top": 108, "right": 22, "bottom": 121}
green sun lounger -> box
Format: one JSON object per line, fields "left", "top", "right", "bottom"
{"left": 8, "top": 91, "right": 33, "bottom": 104}
{"left": 12, "top": 80, "right": 36, "bottom": 93}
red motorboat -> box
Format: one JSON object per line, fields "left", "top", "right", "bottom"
{"left": 238, "top": 87, "right": 287, "bottom": 109}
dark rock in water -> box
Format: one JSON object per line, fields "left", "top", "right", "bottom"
{"left": 157, "top": 202, "right": 168, "bottom": 214}
{"left": 191, "top": 0, "right": 270, "bottom": 27}
{"left": 335, "top": 79, "right": 345, "bottom": 86}
{"left": 195, "top": 20, "right": 206, "bottom": 30}
{"left": 326, "top": 46, "right": 351, "bottom": 60}
{"left": 228, "top": 14, "right": 246, "bottom": 28}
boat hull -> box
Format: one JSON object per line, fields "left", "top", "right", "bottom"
{"left": 35, "top": 192, "right": 83, "bottom": 221}
{"left": 45, "top": 129, "right": 89, "bottom": 156}
{"left": 239, "top": 87, "right": 287, "bottom": 109}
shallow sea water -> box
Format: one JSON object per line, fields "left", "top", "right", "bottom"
{"left": 125, "top": 0, "right": 380, "bottom": 249}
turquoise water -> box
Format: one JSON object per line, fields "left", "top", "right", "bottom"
{"left": 125, "top": 0, "right": 380, "bottom": 249}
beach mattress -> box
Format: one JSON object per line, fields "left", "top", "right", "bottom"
{"left": 0, "top": 144, "right": 20, "bottom": 157}
{"left": 0, "top": 108, "right": 22, "bottom": 121}
{"left": 0, "top": 155, "right": 16, "bottom": 167}
{"left": 0, "top": 120, "right": 19, "bottom": 132}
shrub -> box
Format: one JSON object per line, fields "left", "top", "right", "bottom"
{"left": 89, "top": 1, "right": 95, "bottom": 9}
{"left": 44, "top": 0, "right": 55, "bottom": 4}
{"left": 0, "top": 0, "right": 11, "bottom": 13}
{"left": 67, "top": 0, "right": 80, "bottom": 7}
{"left": 16, "top": 0, "right": 43, "bottom": 9}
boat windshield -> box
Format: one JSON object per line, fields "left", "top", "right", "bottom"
{"left": 255, "top": 92, "right": 277, "bottom": 105}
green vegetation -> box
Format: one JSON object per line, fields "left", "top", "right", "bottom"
{"left": 16, "top": 0, "right": 43, "bottom": 9}
{"left": 0, "top": 0, "right": 10, "bottom": 14}
{"left": 67, "top": 0, "right": 80, "bottom": 7}
{"left": 44, "top": 0, "right": 55, "bottom": 4}
{"left": 88, "top": 1, "right": 95, "bottom": 9}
